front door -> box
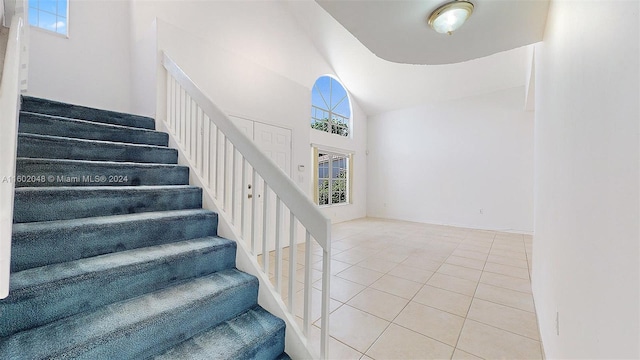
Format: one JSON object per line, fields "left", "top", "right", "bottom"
{"left": 230, "top": 116, "right": 292, "bottom": 255}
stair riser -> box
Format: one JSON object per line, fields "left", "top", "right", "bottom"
{"left": 15, "top": 159, "right": 189, "bottom": 188}
{"left": 80, "top": 282, "right": 258, "bottom": 360}
{"left": 19, "top": 112, "right": 168, "bottom": 146}
{"left": 14, "top": 187, "right": 203, "bottom": 223}
{"left": 11, "top": 212, "right": 218, "bottom": 272}
{"left": 156, "top": 307, "right": 286, "bottom": 360}
{"left": 0, "top": 241, "right": 237, "bottom": 338}
{"left": 0, "top": 275, "right": 259, "bottom": 360}
{"left": 240, "top": 326, "right": 286, "bottom": 360}
{"left": 22, "top": 97, "right": 156, "bottom": 130}
{"left": 17, "top": 135, "right": 178, "bottom": 164}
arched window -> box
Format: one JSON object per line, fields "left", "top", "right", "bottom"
{"left": 311, "top": 76, "right": 351, "bottom": 137}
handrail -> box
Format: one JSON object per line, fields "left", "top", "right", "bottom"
{"left": 161, "top": 52, "right": 331, "bottom": 358}
{"left": 165, "top": 55, "right": 330, "bottom": 247}
{"left": 0, "top": 15, "right": 25, "bottom": 299}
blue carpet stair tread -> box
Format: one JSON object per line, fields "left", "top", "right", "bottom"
{"left": 15, "top": 157, "right": 189, "bottom": 187}
{"left": 11, "top": 209, "right": 218, "bottom": 272}
{"left": 2, "top": 97, "right": 289, "bottom": 360}
{"left": 0, "top": 269, "right": 259, "bottom": 360}
{"left": 155, "top": 305, "right": 286, "bottom": 360}
{"left": 1, "top": 237, "right": 237, "bottom": 337}
{"left": 19, "top": 111, "right": 168, "bottom": 146}
{"left": 21, "top": 96, "right": 156, "bottom": 130}
{"left": 13, "top": 185, "right": 203, "bottom": 223}
{"left": 17, "top": 133, "right": 178, "bottom": 164}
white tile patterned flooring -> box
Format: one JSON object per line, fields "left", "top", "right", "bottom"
{"left": 261, "top": 217, "right": 542, "bottom": 359}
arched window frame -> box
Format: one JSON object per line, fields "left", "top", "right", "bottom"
{"left": 310, "top": 75, "right": 352, "bottom": 138}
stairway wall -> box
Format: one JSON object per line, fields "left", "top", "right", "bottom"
{"left": 25, "top": 0, "right": 132, "bottom": 113}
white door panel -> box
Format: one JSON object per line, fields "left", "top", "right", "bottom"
{"left": 230, "top": 117, "right": 292, "bottom": 256}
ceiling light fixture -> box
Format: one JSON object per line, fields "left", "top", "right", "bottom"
{"left": 428, "top": 1, "right": 474, "bottom": 35}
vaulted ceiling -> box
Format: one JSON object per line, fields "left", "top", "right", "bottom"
{"left": 315, "top": 0, "right": 549, "bottom": 65}
{"left": 287, "top": 1, "right": 546, "bottom": 115}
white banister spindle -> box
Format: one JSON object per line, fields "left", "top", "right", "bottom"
{"left": 170, "top": 80, "right": 176, "bottom": 133}
{"left": 185, "top": 97, "right": 191, "bottom": 157}
{"left": 213, "top": 128, "right": 220, "bottom": 197}
{"left": 262, "top": 180, "right": 269, "bottom": 275}
{"left": 303, "top": 231, "right": 312, "bottom": 335}
{"left": 166, "top": 75, "right": 171, "bottom": 130}
{"left": 177, "top": 86, "right": 182, "bottom": 140}
{"left": 231, "top": 146, "right": 237, "bottom": 224}
{"left": 190, "top": 100, "right": 196, "bottom": 158}
{"left": 196, "top": 107, "right": 203, "bottom": 173}
{"left": 241, "top": 158, "right": 247, "bottom": 238}
{"left": 167, "top": 78, "right": 172, "bottom": 131}
{"left": 222, "top": 136, "right": 228, "bottom": 210}
{"left": 180, "top": 87, "right": 185, "bottom": 144}
{"left": 320, "top": 246, "right": 331, "bottom": 358}
{"left": 204, "top": 117, "right": 211, "bottom": 187}
{"left": 187, "top": 99, "right": 191, "bottom": 155}
{"left": 161, "top": 53, "right": 331, "bottom": 359}
{"left": 274, "top": 198, "right": 282, "bottom": 294}
{"left": 251, "top": 169, "right": 257, "bottom": 255}
{"left": 173, "top": 83, "right": 178, "bottom": 134}
{"left": 181, "top": 89, "right": 185, "bottom": 143}
{"left": 288, "top": 213, "right": 297, "bottom": 312}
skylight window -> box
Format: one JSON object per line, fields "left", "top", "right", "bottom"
{"left": 29, "top": 0, "right": 68, "bottom": 36}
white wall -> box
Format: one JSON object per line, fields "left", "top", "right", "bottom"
{"left": 367, "top": 86, "right": 534, "bottom": 233}
{"left": 532, "top": 1, "right": 639, "bottom": 358}
{"left": 25, "top": 0, "right": 131, "bottom": 113}
{"left": 129, "top": 0, "right": 367, "bottom": 223}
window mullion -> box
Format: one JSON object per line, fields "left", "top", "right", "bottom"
{"left": 328, "top": 155, "right": 333, "bottom": 205}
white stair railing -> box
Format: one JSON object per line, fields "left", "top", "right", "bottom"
{"left": 160, "top": 52, "right": 331, "bottom": 359}
{"left": 0, "top": 10, "right": 26, "bottom": 299}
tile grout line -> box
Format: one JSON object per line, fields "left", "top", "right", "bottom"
{"left": 451, "top": 231, "right": 496, "bottom": 359}
{"left": 317, "top": 223, "right": 539, "bottom": 359}
{"left": 357, "top": 242, "right": 444, "bottom": 358}
{"left": 355, "top": 233, "right": 475, "bottom": 358}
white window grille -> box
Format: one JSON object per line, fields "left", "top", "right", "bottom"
{"left": 29, "top": 0, "right": 68, "bottom": 35}
{"left": 311, "top": 76, "right": 351, "bottom": 137}
{"left": 314, "top": 148, "right": 352, "bottom": 206}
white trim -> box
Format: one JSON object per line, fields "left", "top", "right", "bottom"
{"left": 310, "top": 143, "right": 356, "bottom": 155}
{"left": 28, "top": 24, "right": 68, "bottom": 39}
{"left": 0, "top": 14, "right": 24, "bottom": 299}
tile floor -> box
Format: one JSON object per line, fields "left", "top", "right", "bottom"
{"left": 262, "top": 217, "right": 542, "bottom": 360}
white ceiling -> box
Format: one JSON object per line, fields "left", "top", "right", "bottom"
{"left": 287, "top": 0, "right": 539, "bottom": 116}
{"left": 314, "top": 0, "right": 549, "bottom": 65}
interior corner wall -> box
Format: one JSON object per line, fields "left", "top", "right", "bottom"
{"left": 532, "top": 1, "right": 639, "bottom": 358}
{"left": 25, "top": 0, "right": 132, "bottom": 113}
{"left": 367, "top": 86, "right": 533, "bottom": 233}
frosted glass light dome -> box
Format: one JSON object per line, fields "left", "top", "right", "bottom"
{"left": 428, "top": 1, "right": 474, "bottom": 35}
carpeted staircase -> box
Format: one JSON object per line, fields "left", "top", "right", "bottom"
{"left": 0, "top": 97, "right": 291, "bottom": 359}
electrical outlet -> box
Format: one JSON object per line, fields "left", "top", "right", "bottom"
{"left": 479, "top": 208, "right": 484, "bottom": 214}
